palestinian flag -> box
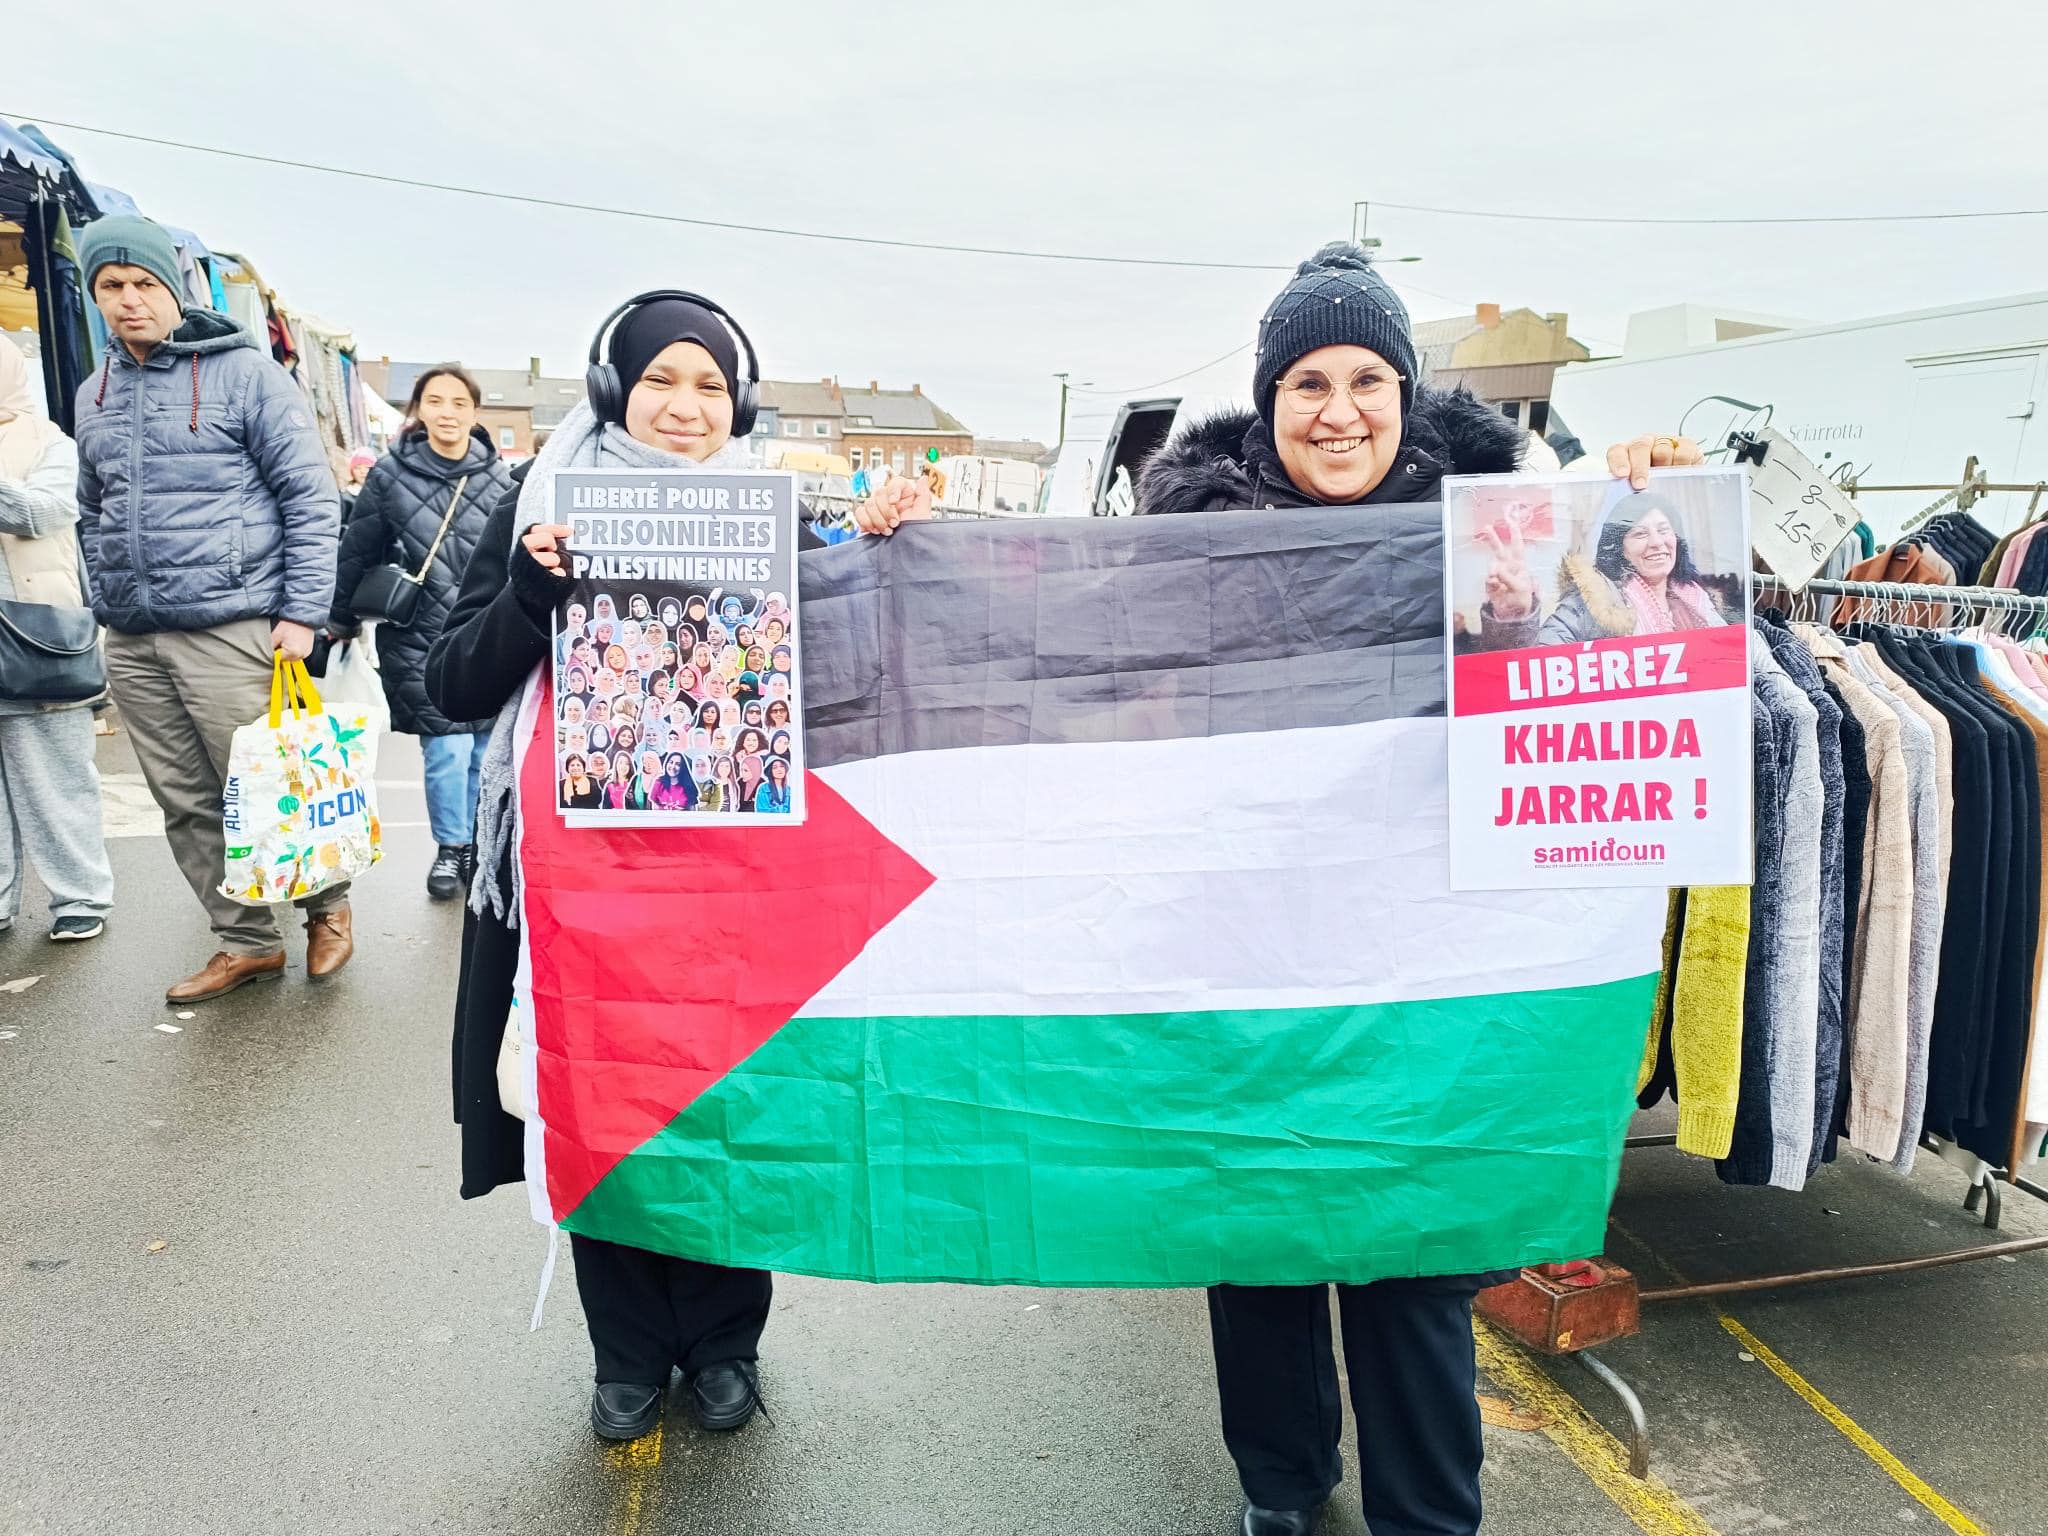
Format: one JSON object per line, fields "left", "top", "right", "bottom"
{"left": 511, "top": 504, "right": 1666, "bottom": 1286}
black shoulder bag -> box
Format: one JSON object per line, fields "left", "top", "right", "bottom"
{"left": 0, "top": 534, "right": 105, "bottom": 705}
{"left": 349, "top": 473, "right": 471, "bottom": 629}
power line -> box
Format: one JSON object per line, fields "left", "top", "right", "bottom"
{"left": 8, "top": 111, "right": 1298, "bottom": 273}
{"left": 1072, "top": 343, "right": 1253, "bottom": 397}
{"left": 1371, "top": 197, "right": 2048, "bottom": 227}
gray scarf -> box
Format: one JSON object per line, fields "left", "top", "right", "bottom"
{"left": 469, "top": 401, "right": 751, "bottom": 925}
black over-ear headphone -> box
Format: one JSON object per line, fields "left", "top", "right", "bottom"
{"left": 584, "top": 289, "right": 760, "bottom": 436}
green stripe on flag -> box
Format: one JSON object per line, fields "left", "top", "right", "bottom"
{"left": 562, "top": 974, "right": 1660, "bottom": 1286}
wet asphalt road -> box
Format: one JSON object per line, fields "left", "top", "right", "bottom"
{"left": 5, "top": 726, "right": 2048, "bottom": 1535}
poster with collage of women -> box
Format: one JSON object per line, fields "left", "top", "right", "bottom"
{"left": 550, "top": 469, "right": 804, "bottom": 826}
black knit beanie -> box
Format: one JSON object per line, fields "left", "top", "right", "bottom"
{"left": 610, "top": 297, "right": 742, "bottom": 399}
{"left": 1252, "top": 242, "right": 1417, "bottom": 428}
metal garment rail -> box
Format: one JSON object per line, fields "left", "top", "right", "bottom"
{"left": 1750, "top": 573, "right": 2048, "bottom": 614}
{"left": 1565, "top": 583, "right": 2048, "bottom": 1477}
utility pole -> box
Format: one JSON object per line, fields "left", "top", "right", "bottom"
{"left": 1054, "top": 372, "right": 1071, "bottom": 449}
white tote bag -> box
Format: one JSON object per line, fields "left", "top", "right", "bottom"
{"left": 219, "top": 656, "right": 383, "bottom": 906}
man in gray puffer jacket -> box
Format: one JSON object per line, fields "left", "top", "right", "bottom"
{"left": 73, "top": 215, "right": 352, "bottom": 1003}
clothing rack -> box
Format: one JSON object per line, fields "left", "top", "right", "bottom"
{"left": 1485, "top": 571, "right": 2048, "bottom": 1479}
{"left": 1752, "top": 573, "right": 2048, "bottom": 616}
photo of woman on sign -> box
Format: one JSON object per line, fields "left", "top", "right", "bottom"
{"left": 1473, "top": 485, "right": 1741, "bottom": 649}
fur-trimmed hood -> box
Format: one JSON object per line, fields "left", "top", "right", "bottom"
{"left": 1136, "top": 385, "right": 1526, "bottom": 517}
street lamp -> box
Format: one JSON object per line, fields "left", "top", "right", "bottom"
{"left": 1350, "top": 199, "right": 1423, "bottom": 261}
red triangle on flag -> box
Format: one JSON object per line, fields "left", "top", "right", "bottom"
{"left": 516, "top": 684, "right": 935, "bottom": 1222}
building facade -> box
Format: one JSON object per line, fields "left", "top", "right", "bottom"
{"left": 838, "top": 382, "right": 972, "bottom": 475}
{"left": 1412, "top": 305, "right": 1592, "bottom": 437}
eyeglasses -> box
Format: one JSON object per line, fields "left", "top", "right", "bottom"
{"left": 1273, "top": 367, "right": 1405, "bottom": 415}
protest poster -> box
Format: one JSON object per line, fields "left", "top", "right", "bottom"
{"left": 551, "top": 468, "right": 805, "bottom": 826}
{"left": 1442, "top": 469, "right": 1754, "bottom": 890}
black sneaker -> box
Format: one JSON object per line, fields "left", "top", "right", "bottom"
{"left": 426, "top": 846, "right": 463, "bottom": 901}
{"left": 457, "top": 844, "right": 478, "bottom": 888}
{"left": 49, "top": 915, "right": 105, "bottom": 942}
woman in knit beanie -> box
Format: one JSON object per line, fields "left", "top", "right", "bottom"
{"left": 1131, "top": 243, "right": 1706, "bottom": 1536}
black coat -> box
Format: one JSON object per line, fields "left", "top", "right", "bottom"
{"left": 1139, "top": 385, "right": 1527, "bottom": 1289}
{"left": 1135, "top": 385, "right": 1526, "bottom": 515}
{"left": 333, "top": 427, "right": 514, "bottom": 737}
{"left": 428, "top": 464, "right": 824, "bottom": 1198}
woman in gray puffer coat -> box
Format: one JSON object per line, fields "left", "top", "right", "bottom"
{"left": 330, "top": 366, "right": 512, "bottom": 899}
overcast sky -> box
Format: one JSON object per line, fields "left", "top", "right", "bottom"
{"left": 11, "top": 1, "right": 2046, "bottom": 443}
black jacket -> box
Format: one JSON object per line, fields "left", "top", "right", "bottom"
{"left": 333, "top": 427, "right": 514, "bottom": 736}
{"left": 1136, "top": 386, "right": 1526, "bottom": 515}
{"left": 426, "top": 463, "right": 825, "bottom": 1198}
{"left": 1137, "top": 384, "right": 1526, "bottom": 1287}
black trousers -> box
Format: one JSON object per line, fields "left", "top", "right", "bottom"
{"left": 1207, "top": 1278, "right": 1485, "bottom": 1536}
{"left": 570, "top": 1234, "right": 772, "bottom": 1386}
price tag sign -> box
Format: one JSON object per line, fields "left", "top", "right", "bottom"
{"left": 1745, "top": 427, "right": 1862, "bottom": 591}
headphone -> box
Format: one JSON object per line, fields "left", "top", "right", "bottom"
{"left": 584, "top": 289, "right": 760, "bottom": 437}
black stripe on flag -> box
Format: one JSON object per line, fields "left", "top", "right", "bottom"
{"left": 798, "top": 504, "right": 1449, "bottom": 769}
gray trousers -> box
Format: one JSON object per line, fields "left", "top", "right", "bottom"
{"left": 0, "top": 705, "right": 116, "bottom": 923}
{"left": 103, "top": 618, "right": 349, "bottom": 957}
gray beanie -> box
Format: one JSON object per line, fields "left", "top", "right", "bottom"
{"left": 1253, "top": 242, "right": 1416, "bottom": 427}
{"left": 78, "top": 215, "right": 186, "bottom": 310}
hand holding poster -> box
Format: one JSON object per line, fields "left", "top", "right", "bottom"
{"left": 1443, "top": 469, "right": 1754, "bottom": 889}
{"left": 551, "top": 468, "right": 804, "bottom": 826}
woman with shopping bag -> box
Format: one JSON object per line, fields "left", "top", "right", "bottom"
{"left": 329, "top": 365, "right": 513, "bottom": 901}
{"left": 0, "top": 333, "right": 115, "bottom": 942}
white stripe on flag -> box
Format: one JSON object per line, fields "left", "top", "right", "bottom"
{"left": 808, "top": 718, "right": 1668, "bottom": 1021}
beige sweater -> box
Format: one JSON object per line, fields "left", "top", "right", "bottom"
{"left": 1812, "top": 640, "right": 1915, "bottom": 1160}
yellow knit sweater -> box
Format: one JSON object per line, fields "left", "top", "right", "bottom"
{"left": 1636, "top": 885, "right": 1749, "bottom": 1158}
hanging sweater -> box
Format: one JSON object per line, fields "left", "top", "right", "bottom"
{"left": 1820, "top": 673, "right": 1869, "bottom": 1165}
{"left": 1849, "top": 644, "right": 1950, "bottom": 1173}
{"left": 1757, "top": 622, "right": 1846, "bottom": 1184}
{"left": 1757, "top": 640, "right": 1825, "bottom": 1190}
{"left": 1667, "top": 885, "right": 1749, "bottom": 1158}
{"left": 1815, "top": 648, "right": 1915, "bottom": 1161}
{"left": 1718, "top": 686, "right": 1784, "bottom": 1186}
{"left": 1954, "top": 650, "right": 2043, "bottom": 1166}
{"left": 1870, "top": 634, "right": 1995, "bottom": 1152}
{"left": 1723, "top": 646, "right": 1822, "bottom": 1188}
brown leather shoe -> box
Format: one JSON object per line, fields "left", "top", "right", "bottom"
{"left": 166, "top": 949, "right": 286, "bottom": 1004}
{"left": 305, "top": 904, "right": 354, "bottom": 979}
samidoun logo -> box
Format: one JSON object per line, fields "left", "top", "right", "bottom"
{"left": 306, "top": 787, "right": 368, "bottom": 829}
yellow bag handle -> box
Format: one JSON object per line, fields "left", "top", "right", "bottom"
{"left": 267, "top": 652, "right": 327, "bottom": 727}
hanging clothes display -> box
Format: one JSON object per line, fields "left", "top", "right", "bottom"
{"left": 1641, "top": 585, "right": 2048, "bottom": 1190}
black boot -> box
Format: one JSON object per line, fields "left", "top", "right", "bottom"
{"left": 590, "top": 1381, "right": 664, "bottom": 1441}
{"left": 457, "top": 843, "right": 478, "bottom": 888}
{"left": 426, "top": 845, "right": 463, "bottom": 901}
{"left": 690, "top": 1361, "right": 761, "bottom": 1431}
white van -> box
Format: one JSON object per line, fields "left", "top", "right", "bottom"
{"left": 1040, "top": 388, "right": 1246, "bottom": 518}
{"left": 1551, "top": 291, "right": 2048, "bottom": 537}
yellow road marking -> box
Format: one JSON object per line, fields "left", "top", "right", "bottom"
{"left": 1613, "top": 1212, "right": 1993, "bottom": 1531}
{"left": 1473, "top": 1322, "right": 1724, "bottom": 1536}
{"left": 1718, "top": 1317, "right": 1990, "bottom": 1536}
{"left": 601, "top": 1418, "right": 664, "bottom": 1535}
